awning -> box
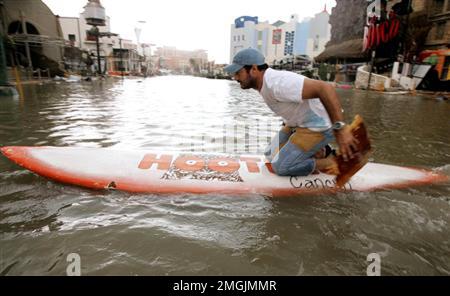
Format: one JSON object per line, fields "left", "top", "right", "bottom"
{"left": 8, "top": 34, "right": 66, "bottom": 47}
{"left": 315, "top": 39, "right": 367, "bottom": 62}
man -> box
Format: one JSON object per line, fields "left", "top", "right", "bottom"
{"left": 224, "top": 48, "right": 359, "bottom": 177}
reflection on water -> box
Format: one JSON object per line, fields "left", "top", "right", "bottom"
{"left": 0, "top": 76, "right": 449, "bottom": 275}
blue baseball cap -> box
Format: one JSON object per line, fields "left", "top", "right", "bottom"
{"left": 224, "top": 48, "right": 266, "bottom": 74}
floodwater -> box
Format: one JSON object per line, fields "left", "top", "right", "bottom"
{"left": 0, "top": 75, "right": 449, "bottom": 275}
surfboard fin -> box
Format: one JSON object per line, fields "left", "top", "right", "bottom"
{"left": 335, "top": 115, "right": 372, "bottom": 187}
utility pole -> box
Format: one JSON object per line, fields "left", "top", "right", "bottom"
{"left": 0, "top": 3, "right": 15, "bottom": 96}
{"left": 19, "top": 10, "right": 33, "bottom": 70}
{"left": 0, "top": 32, "right": 8, "bottom": 85}
{"left": 402, "top": 0, "right": 412, "bottom": 61}
{"left": 367, "top": 50, "right": 376, "bottom": 90}
{"left": 93, "top": 26, "right": 102, "bottom": 75}
{"left": 119, "top": 38, "right": 124, "bottom": 78}
{"left": 83, "top": 0, "right": 106, "bottom": 75}
{"left": 0, "top": 29, "right": 19, "bottom": 97}
{"left": 135, "top": 21, "right": 146, "bottom": 76}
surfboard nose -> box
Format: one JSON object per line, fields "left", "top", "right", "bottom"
{"left": 0, "top": 146, "right": 14, "bottom": 156}
{"left": 0, "top": 146, "right": 22, "bottom": 159}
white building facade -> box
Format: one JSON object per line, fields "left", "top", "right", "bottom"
{"left": 280, "top": 14, "right": 299, "bottom": 57}
{"left": 305, "top": 9, "right": 331, "bottom": 59}
{"left": 59, "top": 14, "right": 114, "bottom": 71}
{"left": 154, "top": 46, "right": 208, "bottom": 74}
{"left": 229, "top": 16, "right": 258, "bottom": 62}
{"left": 229, "top": 8, "right": 331, "bottom": 64}
{"left": 59, "top": 12, "right": 143, "bottom": 75}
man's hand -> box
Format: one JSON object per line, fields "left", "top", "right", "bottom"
{"left": 334, "top": 127, "right": 359, "bottom": 161}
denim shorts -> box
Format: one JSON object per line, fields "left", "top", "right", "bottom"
{"left": 264, "top": 127, "right": 335, "bottom": 176}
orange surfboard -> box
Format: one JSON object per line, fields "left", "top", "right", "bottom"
{"left": 1, "top": 146, "right": 447, "bottom": 196}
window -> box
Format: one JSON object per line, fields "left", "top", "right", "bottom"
{"left": 313, "top": 35, "right": 320, "bottom": 51}
{"left": 284, "top": 31, "right": 294, "bottom": 55}
{"left": 233, "top": 36, "right": 236, "bottom": 42}
{"left": 435, "top": 21, "right": 445, "bottom": 40}
{"left": 242, "top": 35, "right": 245, "bottom": 41}
{"left": 238, "top": 35, "right": 240, "bottom": 42}
{"left": 68, "top": 34, "right": 76, "bottom": 46}
{"left": 433, "top": 0, "right": 445, "bottom": 14}
{"left": 86, "top": 30, "right": 96, "bottom": 41}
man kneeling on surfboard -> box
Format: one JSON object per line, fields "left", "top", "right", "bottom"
{"left": 224, "top": 48, "right": 366, "bottom": 182}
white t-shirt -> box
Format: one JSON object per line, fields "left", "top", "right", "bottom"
{"left": 259, "top": 68, "right": 332, "bottom": 131}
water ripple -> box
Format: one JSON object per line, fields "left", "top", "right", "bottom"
{"left": 0, "top": 76, "right": 449, "bottom": 275}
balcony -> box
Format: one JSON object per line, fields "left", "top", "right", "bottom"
{"left": 428, "top": 0, "right": 450, "bottom": 21}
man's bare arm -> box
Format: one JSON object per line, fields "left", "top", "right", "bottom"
{"left": 302, "top": 79, "right": 358, "bottom": 161}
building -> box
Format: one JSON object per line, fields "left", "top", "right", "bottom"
{"left": 107, "top": 38, "right": 143, "bottom": 76}
{"left": 229, "top": 16, "right": 289, "bottom": 64}
{"left": 154, "top": 46, "right": 208, "bottom": 74}
{"left": 305, "top": 8, "right": 331, "bottom": 59}
{"left": 315, "top": 0, "right": 369, "bottom": 64}
{"left": 277, "top": 10, "right": 330, "bottom": 59}
{"left": 317, "top": 0, "right": 449, "bottom": 64}
{"left": 255, "top": 21, "right": 279, "bottom": 63}
{"left": 59, "top": 13, "right": 116, "bottom": 74}
{"left": 420, "top": 0, "right": 450, "bottom": 84}
{"left": 58, "top": 4, "right": 145, "bottom": 75}
{"left": 1, "top": 0, "right": 65, "bottom": 76}
{"left": 58, "top": 15, "right": 114, "bottom": 57}
{"left": 229, "top": 16, "right": 259, "bottom": 62}
{"left": 424, "top": 0, "right": 450, "bottom": 49}
{"left": 294, "top": 18, "right": 311, "bottom": 57}
{"left": 349, "top": 0, "right": 450, "bottom": 90}
{"left": 279, "top": 14, "right": 299, "bottom": 57}
{"left": 229, "top": 10, "right": 331, "bottom": 65}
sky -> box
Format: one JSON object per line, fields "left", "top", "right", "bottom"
{"left": 42, "top": 0, "right": 336, "bottom": 64}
